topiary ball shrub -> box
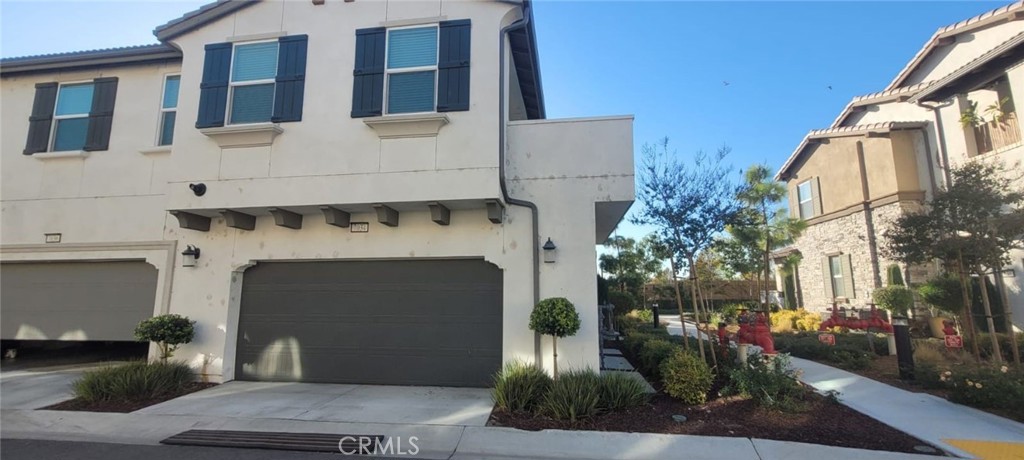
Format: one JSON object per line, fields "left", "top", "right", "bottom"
{"left": 873, "top": 286, "right": 915, "bottom": 317}
{"left": 135, "top": 314, "right": 196, "bottom": 361}
{"left": 598, "top": 372, "right": 649, "bottom": 411}
{"left": 530, "top": 297, "right": 581, "bottom": 377}
{"left": 492, "top": 360, "right": 552, "bottom": 413}
{"left": 541, "top": 368, "right": 601, "bottom": 421}
{"left": 660, "top": 350, "right": 713, "bottom": 405}
{"left": 530, "top": 297, "right": 582, "bottom": 338}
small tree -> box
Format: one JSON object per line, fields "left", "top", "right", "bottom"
{"left": 529, "top": 297, "right": 581, "bottom": 378}
{"left": 135, "top": 314, "right": 196, "bottom": 362}
{"left": 873, "top": 286, "right": 915, "bottom": 317}
{"left": 918, "top": 274, "right": 964, "bottom": 316}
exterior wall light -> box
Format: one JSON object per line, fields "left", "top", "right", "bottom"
{"left": 543, "top": 238, "right": 557, "bottom": 263}
{"left": 181, "top": 245, "right": 201, "bottom": 267}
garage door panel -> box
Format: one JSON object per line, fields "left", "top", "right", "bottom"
{"left": 1, "top": 261, "right": 157, "bottom": 341}
{"left": 236, "top": 259, "right": 503, "bottom": 387}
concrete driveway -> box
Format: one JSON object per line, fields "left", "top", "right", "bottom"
{"left": 136, "top": 381, "right": 494, "bottom": 427}
{"left": 0, "top": 367, "right": 83, "bottom": 410}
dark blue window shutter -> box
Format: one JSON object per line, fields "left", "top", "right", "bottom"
{"left": 272, "top": 34, "right": 307, "bottom": 123}
{"left": 24, "top": 82, "right": 58, "bottom": 155}
{"left": 196, "top": 42, "right": 232, "bottom": 128}
{"left": 83, "top": 77, "right": 118, "bottom": 151}
{"left": 351, "top": 27, "right": 385, "bottom": 118}
{"left": 437, "top": 19, "right": 471, "bottom": 112}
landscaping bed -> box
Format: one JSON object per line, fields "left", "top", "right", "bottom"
{"left": 44, "top": 381, "right": 216, "bottom": 413}
{"left": 488, "top": 312, "right": 944, "bottom": 456}
{"left": 42, "top": 360, "right": 217, "bottom": 413}
{"left": 490, "top": 391, "right": 938, "bottom": 455}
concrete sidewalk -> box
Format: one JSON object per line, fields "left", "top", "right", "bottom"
{"left": 1, "top": 408, "right": 941, "bottom": 460}
{"left": 791, "top": 357, "right": 1024, "bottom": 459}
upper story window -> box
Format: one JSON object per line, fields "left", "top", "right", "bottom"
{"left": 52, "top": 83, "right": 94, "bottom": 151}
{"left": 230, "top": 42, "right": 278, "bottom": 124}
{"left": 351, "top": 20, "right": 471, "bottom": 118}
{"left": 797, "top": 180, "right": 814, "bottom": 219}
{"left": 159, "top": 75, "right": 180, "bottom": 145}
{"left": 195, "top": 35, "right": 307, "bottom": 130}
{"left": 386, "top": 26, "right": 438, "bottom": 114}
{"left": 23, "top": 77, "right": 118, "bottom": 155}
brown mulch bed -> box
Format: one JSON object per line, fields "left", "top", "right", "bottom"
{"left": 43, "top": 382, "right": 217, "bottom": 413}
{"left": 488, "top": 391, "right": 942, "bottom": 455}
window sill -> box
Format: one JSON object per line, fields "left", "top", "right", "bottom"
{"left": 362, "top": 113, "right": 449, "bottom": 139}
{"left": 32, "top": 150, "right": 90, "bottom": 160}
{"left": 200, "top": 123, "right": 283, "bottom": 148}
{"left": 139, "top": 146, "right": 172, "bottom": 155}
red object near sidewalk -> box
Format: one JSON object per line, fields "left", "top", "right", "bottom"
{"left": 944, "top": 335, "right": 963, "bottom": 349}
{"left": 737, "top": 311, "right": 776, "bottom": 355}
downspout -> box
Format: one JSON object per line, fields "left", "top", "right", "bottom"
{"left": 915, "top": 100, "right": 954, "bottom": 188}
{"left": 499, "top": 3, "right": 543, "bottom": 365}
{"left": 856, "top": 140, "right": 882, "bottom": 290}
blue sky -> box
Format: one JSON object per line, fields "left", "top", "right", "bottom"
{"left": 1, "top": 0, "right": 1008, "bottom": 242}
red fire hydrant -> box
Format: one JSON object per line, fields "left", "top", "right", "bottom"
{"left": 737, "top": 311, "right": 776, "bottom": 355}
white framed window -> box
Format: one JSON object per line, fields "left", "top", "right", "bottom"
{"left": 50, "top": 82, "right": 94, "bottom": 151}
{"left": 158, "top": 75, "right": 180, "bottom": 145}
{"left": 385, "top": 25, "right": 438, "bottom": 114}
{"left": 829, "top": 255, "right": 846, "bottom": 298}
{"left": 228, "top": 41, "right": 279, "bottom": 125}
{"left": 797, "top": 180, "right": 814, "bottom": 219}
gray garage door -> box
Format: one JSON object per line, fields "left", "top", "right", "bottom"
{"left": 235, "top": 259, "right": 502, "bottom": 387}
{"left": 0, "top": 261, "right": 158, "bottom": 341}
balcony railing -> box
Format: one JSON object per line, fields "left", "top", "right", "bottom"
{"left": 974, "top": 111, "right": 1022, "bottom": 155}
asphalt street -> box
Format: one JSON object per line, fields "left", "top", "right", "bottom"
{"left": 0, "top": 439, "right": 404, "bottom": 460}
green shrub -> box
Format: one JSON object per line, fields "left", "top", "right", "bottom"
{"left": 598, "top": 372, "right": 649, "bottom": 411}
{"left": 947, "top": 366, "right": 1024, "bottom": 414}
{"left": 608, "top": 290, "right": 638, "bottom": 316}
{"left": 134, "top": 314, "right": 196, "bottom": 361}
{"left": 917, "top": 275, "right": 963, "bottom": 314}
{"left": 885, "top": 264, "right": 905, "bottom": 286}
{"left": 727, "top": 354, "right": 805, "bottom": 411}
{"left": 638, "top": 340, "right": 677, "bottom": 377}
{"left": 492, "top": 361, "right": 551, "bottom": 413}
{"left": 873, "top": 286, "right": 915, "bottom": 317}
{"left": 72, "top": 361, "right": 193, "bottom": 402}
{"left": 965, "top": 332, "right": 1024, "bottom": 362}
{"left": 660, "top": 350, "right": 712, "bottom": 405}
{"left": 772, "top": 333, "right": 873, "bottom": 369}
{"left": 542, "top": 369, "right": 601, "bottom": 421}
{"left": 627, "top": 308, "right": 654, "bottom": 324}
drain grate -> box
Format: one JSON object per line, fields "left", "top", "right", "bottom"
{"left": 161, "top": 429, "right": 384, "bottom": 454}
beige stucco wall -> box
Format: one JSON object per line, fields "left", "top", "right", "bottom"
{"left": 786, "top": 134, "right": 922, "bottom": 217}
{"left": 900, "top": 21, "right": 1024, "bottom": 88}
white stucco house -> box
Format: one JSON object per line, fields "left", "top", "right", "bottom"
{"left": 0, "top": 0, "right": 635, "bottom": 386}
{"left": 775, "top": 1, "right": 1023, "bottom": 330}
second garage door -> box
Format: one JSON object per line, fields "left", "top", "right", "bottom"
{"left": 235, "top": 259, "right": 502, "bottom": 387}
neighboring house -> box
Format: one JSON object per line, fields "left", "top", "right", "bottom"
{"left": 775, "top": 1, "right": 1024, "bottom": 329}
{"left": 0, "top": 0, "right": 635, "bottom": 386}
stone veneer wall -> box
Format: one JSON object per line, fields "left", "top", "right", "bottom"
{"left": 794, "top": 201, "right": 925, "bottom": 313}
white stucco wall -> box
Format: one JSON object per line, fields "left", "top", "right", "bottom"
{"left": 163, "top": 0, "right": 516, "bottom": 211}
{"left": 1, "top": 0, "right": 637, "bottom": 381}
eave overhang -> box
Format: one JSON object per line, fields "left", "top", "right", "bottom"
{"left": 0, "top": 44, "right": 181, "bottom": 76}
{"left": 910, "top": 31, "right": 1024, "bottom": 103}
{"left": 775, "top": 121, "right": 929, "bottom": 181}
